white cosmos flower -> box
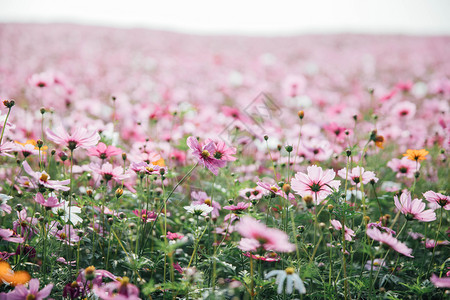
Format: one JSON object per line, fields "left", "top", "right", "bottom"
{"left": 183, "top": 203, "right": 213, "bottom": 217}
{"left": 52, "top": 201, "right": 82, "bottom": 225}
{"left": 265, "top": 267, "right": 306, "bottom": 295}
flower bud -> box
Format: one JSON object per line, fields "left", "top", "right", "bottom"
{"left": 15, "top": 204, "right": 23, "bottom": 212}
{"left": 115, "top": 188, "right": 123, "bottom": 198}
{"left": 285, "top": 145, "right": 293, "bottom": 153}
{"left": 122, "top": 153, "right": 127, "bottom": 161}
{"left": 3, "top": 100, "right": 15, "bottom": 108}
{"left": 298, "top": 110, "right": 304, "bottom": 119}
{"left": 264, "top": 135, "right": 269, "bottom": 141}
{"left": 40, "top": 107, "right": 46, "bottom": 115}
{"left": 36, "top": 140, "right": 44, "bottom": 148}
{"left": 282, "top": 183, "right": 291, "bottom": 194}
{"left": 327, "top": 204, "right": 334, "bottom": 212}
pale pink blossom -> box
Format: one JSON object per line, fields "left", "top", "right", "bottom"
{"left": 394, "top": 191, "right": 436, "bottom": 222}
{"left": 366, "top": 227, "right": 413, "bottom": 257}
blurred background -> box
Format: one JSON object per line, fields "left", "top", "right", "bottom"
{"left": 1, "top": 0, "right": 450, "bottom": 35}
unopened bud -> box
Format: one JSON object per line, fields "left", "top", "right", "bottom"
{"left": 298, "top": 110, "right": 304, "bottom": 119}
{"left": 40, "top": 107, "right": 46, "bottom": 115}
{"left": 282, "top": 184, "right": 291, "bottom": 194}
{"left": 122, "top": 153, "right": 127, "bottom": 161}
{"left": 414, "top": 171, "right": 420, "bottom": 179}
{"left": 264, "top": 135, "right": 269, "bottom": 141}
{"left": 86, "top": 189, "right": 93, "bottom": 198}
{"left": 36, "top": 140, "right": 44, "bottom": 148}
{"left": 115, "top": 188, "right": 123, "bottom": 198}
{"left": 327, "top": 204, "right": 334, "bottom": 212}
{"left": 3, "top": 100, "right": 15, "bottom": 108}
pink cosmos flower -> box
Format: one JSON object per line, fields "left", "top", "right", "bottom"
{"left": 77, "top": 266, "right": 117, "bottom": 290}
{"left": 46, "top": 126, "right": 100, "bottom": 150}
{"left": 93, "top": 277, "right": 140, "bottom": 300}
{"left": 0, "top": 141, "right": 16, "bottom": 157}
{"left": 130, "top": 161, "right": 164, "bottom": 176}
{"left": 366, "top": 227, "right": 413, "bottom": 257}
{"left": 239, "top": 186, "right": 268, "bottom": 201}
{"left": 391, "top": 101, "right": 416, "bottom": 119}
{"left": 423, "top": 239, "right": 450, "bottom": 249}
{"left": 364, "top": 259, "right": 386, "bottom": 271}
{"left": 22, "top": 161, "right": 70, "bottom": 191}
{"left": 337, "top": 166, "right": 378, "bottom": 187}
{"left": 191, "top": 190, "right": 221, "bottom": 219}
{"left": 430, "top": 274, "right": 450, "bottom": 288}
{"left": 0, "top": 228, "right": 24, "bottom": 244}
{"left": 7, "top": 278, "right": 53, "bottom": 300}
{"left": 87, "top": 142, "right": 122, "bottom": 159}
{"left": 223, "top": 202, "right": 251, "bottom": 213}
{"left": 330, "top": 219, "right": 355, "bottom": 241}
{"left": 166, "top": 231, "right": 184, "bottom": 240}
{"left": 205, "top": 138, "right": 237, "bottom": 162}
{"left": 0, "top": 194, "right": 12, "bottom": 214}
{"left": 235, "top": 216, "right": 296, "bottom": 253}
{"left": 34, "top": 193, "right": 62, "bottom": 208}
{"left": 90, "top": 162, "right": 129, "bottom": 183}
{"left": 394, "top": 191, "right": 436, "bottom": 222}
{"left": 133, "top": 209, "right": 157, "bottom": 223}
{"left": 387, "top": 157, "right": 419, "bottom": 179}
{"left": 13, "top": 209, "right": 38, "bottom": 239}
{"left": 367, "top": 222, "right": 396, "bottom": 235}
{"left": 14, "top": 142, "right": 40, "bottom": 158}
{"left": 49, "top": 221, "right": 80, "bottom": 246}
{"left": 423, "top": 190, "right": 450, "bottom": 210}
{"left": 187, "top": 136, "right": 226, "bottom": 175}
{"left": 291, "top": 165, "right": 340, "bottom": 204}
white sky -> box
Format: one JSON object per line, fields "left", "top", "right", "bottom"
{"left": 1, "top": 0, "right": 449, "bottom": 35}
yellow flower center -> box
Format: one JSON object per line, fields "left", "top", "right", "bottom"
{"left": 39, "top": 173, "right": 49, "bottom": 182}
{"left": 270, "top": 186, "right": 278, "bottom": 193}
{"left": 285, "top": 267, "right": 295, "bottom": 275}
{"left": 26, "top": 295, "right": 36, "bottom": 300}
{"left": 204, "top": 198, "right": 212, "bottom": 206}
{"left": 201, "top": 150, "right": 210, "bottom": 158}
{"left": 145, "top": 166, "right": 154, "bottom": 172}
{"left": 85, "top": 265, "right": 96, "bottom": 275}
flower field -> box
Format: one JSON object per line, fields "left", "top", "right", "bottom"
{"left": 0, "top": 24, "right": 449, "bottom": 299}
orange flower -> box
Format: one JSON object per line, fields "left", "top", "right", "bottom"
{"left": 0, "top": 261, "right": 30, "bottom": 286}
{"left": 403, "top": 149, "right": 429, "bottom": 161}
{"left": 374, "top": 135, "right": 385, "bottom": 149}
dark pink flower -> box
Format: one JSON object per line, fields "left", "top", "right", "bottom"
{"left": 205, "top": 138, "right": 237, "bottom": 162}
{"left": 87, "top": 142, "right": 122, "bottom": 159}
{"left": 133, "top": 209, "right": 157, "bottom": 223}
{"left": 166, "top": 231, "right": 184, "bottom": 240}
{"left": 291, "top": 165, "right": 340, "bottom": 204}
{"left": 366, "top": 227, "right": 413, "bottom": 257}
{"left": 46, "top": 126, "right": 100, "bottom": 150}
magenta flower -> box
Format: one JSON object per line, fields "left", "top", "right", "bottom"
{"left": 187, "top": 136, "right": 226, "bottom": 175}
{"left": 87, "top": 142, "right": 122, "bottom": 159}
{"left": 394, "top": 191, "right": 436, "bottom": 222}
{"left": 235, "top": 216, "right": 296, "bottom": 253}
{"left": 387, "top": 157, "right": 418, "bottom": 179}
{"left": 430, "top": 274, "right": 450, "bottom": 288}
{"left": 34, "top": 193, "right": 62, "bottom": 208}
{"left": 0, "top": 228, "right": 24, "bottom": 244}
{"left": 291, "top": 165, "right": 340, "bottom": 204}
{"left": 90, "top": 162, "right": 129, "bottom": 183}
{"left": 423, "top": 190, "right": 450, "bottom": 210}
{"left": 22, "top": 161, "right": 70, "bottom": 191}
{"left": 166, "top": 231, "right": 184, "bottom": 240}
{"left": 7, "top": 278, "right": 53, "bottom": 300}
{"left": 46, "top": 126, "right": 100, "bottom": 150}
{"left": 337, "top": 166, "right": 378, "bottom": 187}
{"left": 366, "top": 227, "right": 413, "bottom": 257}
{"left": 330, "top": 219, "right": 355, "bottom": 241}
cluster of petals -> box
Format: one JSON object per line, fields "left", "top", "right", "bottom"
{"left": 291, "top": 165, "right": 340, "bottom": 204}
{"left": 366, "top": 227, "right": 413, "bottom": 257}
{"left": 394, "top": 191, "right": 436, "bottom": 222}
{"left": 337, "top": 166, "right": 378, "bottom": 187}
{"left": 46, "top": 126, "right": 100, "bottom": 150}
{"left": 235, "top": 216, "right": 295, "bottom": 253}
{"left": 423, "top": 190, "right": 450, "bottom": 210}
{"left": 387, "top": 157, "right": 419, "bottom": 179}
{"left": 22, "top": 161, "right": 70, "bottom": 191}
{"left": 330, "top": 219, "right": 355, "bottom": 241}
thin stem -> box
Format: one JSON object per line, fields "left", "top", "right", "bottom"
{"left": 0, "top": 107, "right": 11, "bottom": 144}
